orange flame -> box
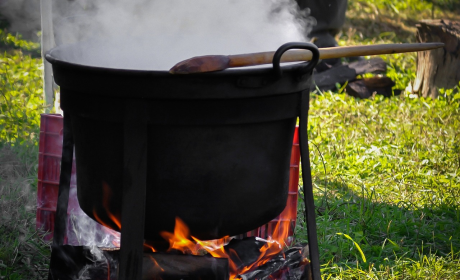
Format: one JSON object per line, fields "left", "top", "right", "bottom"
{"left": 165, "top": 216, "right": 290, "bottom": 279}
{"left": 92, "top": 182, "right": 122, "bottom": 247}
{"left": 144, "top": 243, "right": 157, "bottom": 253}
{"left": 147, "top": 255, "right": 165, "bottom": 273}
{"left": 93, "top": 182, "right": 121, "bottom": 230}
{"left": 94, "top": 182, "right": 292, "bottom": 279}
{"left": 231, "top": 218, "right": 290, "bottom": 278}
{"left": 160, "top": 217, "right": 201, "bottom": 255}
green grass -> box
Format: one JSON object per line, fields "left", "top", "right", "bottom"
{"left": 0, "top": 0, "right": 460, "bottom": 279}
{"left": 295, "top": 91, "right": 460, "bottom": 279}
{"left": 345, "top": 0, "right": 460, "bottom": 44}
{"left": 0, "top": 146, "right": 50, "bottom": 280}
{"left": 0, "top": 29, "right": 49, "bottom": 280}
{"left": 293, "top": 2, "right": 460, "bottom": 278}
{"left": 0, "top": 29, "right": 45, "bottom": 149}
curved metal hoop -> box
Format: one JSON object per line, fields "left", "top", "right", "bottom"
{"left": 272, "top": 42, "right": 320, "bottom": 78}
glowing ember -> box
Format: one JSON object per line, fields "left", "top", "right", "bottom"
{"left": 94, "top": 182, "right": 294, "bottom": 279}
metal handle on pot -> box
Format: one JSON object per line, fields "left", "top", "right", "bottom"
{"left": 272, "top": 42, "right": 320, "bottom": 78}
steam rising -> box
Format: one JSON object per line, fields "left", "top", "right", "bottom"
{"left": 53, "top": 0, "right": 314, "bottom": 70}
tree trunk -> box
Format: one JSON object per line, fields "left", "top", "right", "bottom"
{"left": 412, "top": 19, "right": 460, "bottom": 98}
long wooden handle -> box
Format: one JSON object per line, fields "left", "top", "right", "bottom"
{"left": 170, "top": 42, "right": 444, "bottom": 74}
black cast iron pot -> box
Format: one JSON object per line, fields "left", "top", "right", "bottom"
{"left": 46, "top": 42, "right": 319, "bottom": 242}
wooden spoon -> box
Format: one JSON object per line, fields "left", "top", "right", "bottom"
{"left": 169, "top": 42, "right": 444, "bottom": 74}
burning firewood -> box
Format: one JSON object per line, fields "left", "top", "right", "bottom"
{"left": 48, "top": 245, "right": 229, "bottom": 280}
{"left": 48, "top": 239, "right": 314, "bottom": 280}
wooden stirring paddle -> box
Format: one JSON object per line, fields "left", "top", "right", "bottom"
{"left": 169, "top": 42, "right": 444, "bottom": 74}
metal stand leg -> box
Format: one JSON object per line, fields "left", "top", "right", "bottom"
{"left": 48, "top": 112, "right": 74, "bottom": 280}
{"left": 118, "top": 101, "right": 148, "bottom": 280}
{"left": 299, "top": 89, "right": 322, "bottom": 280}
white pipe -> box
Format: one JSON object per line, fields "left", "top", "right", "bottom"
{"left": 40, "top": 0, "right": 55, "bottom": 113}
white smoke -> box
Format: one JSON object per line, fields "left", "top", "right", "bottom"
{"left": 52, "top": 0, "right": 315, "bottom": 70}
{"left": 67, "top": 206, "right": 120, "bottom": 248}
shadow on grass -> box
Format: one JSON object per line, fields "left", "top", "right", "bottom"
{"left": 344, "top": 17, "right": 419, "bottom": 42}
{"left": 425, "top": 0, "right": 460, "bottom": 11}
{"left": 295, "top": 178, "right": 460, "bottom": 267}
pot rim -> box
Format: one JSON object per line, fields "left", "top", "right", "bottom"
{"left": 47, "top": 42, "right": 317, "bottom": 100}
{"left": 45, "top": 44, "right": 311, "bottom": 77}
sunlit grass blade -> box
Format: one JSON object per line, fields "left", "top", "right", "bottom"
{"left": 337, "top": 233, "right": 367, "bottom": 263}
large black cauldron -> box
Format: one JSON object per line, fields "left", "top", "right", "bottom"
{"left": 46, "top": 43, "right": 319, "bottom": 242}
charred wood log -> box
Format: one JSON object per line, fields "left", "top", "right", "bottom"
{"left": 225, "top": 238, "right": 312, "bottom": 280}
{"left": 48, "top": 246, "right": 229, "bottom": 280}
{"left": 313, "top": 58, "right": 387, "bottom": 91}
{"left": 313, "top": 65, "right": 356, "bottom": 91}
{"left": 48, "top": 241, "right": 313, "bottom": 280}
{"left": 223, "top": 237, "right": 265, "bottom": 271}
{"left": 141, "top": 252, "right": 229, "bottom": 280}
{"left": 350, "top": 58, "right": 387, "bottom": 75}
{"left": 412, "top": 19, "right": 460, "bottom": 98}
{"left": 48, "top": 246, "right": 112, "bottom": 280}
{"left": 238, "top": 247, "right": 312, "bottom": 280}
{"left": 346, "top": 77, "right": 400, "bottom": 99}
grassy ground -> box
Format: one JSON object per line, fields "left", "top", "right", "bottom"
{"left": 345, "top": 0, "right": 460, "bottom": 44}
{"left": 295, "top": 91, "right": 460, "bottom": 279}
{"left": 0, "top": 147, "right": 50, "bottom": 279}
{"left": 0, "top": 30, "right": 50, "bottom": 279}
{"left": 293, "top": 1, "right": 460, "bottom": 279}
{"left": 0, "top": 1, "right": 459, "bottom": 279}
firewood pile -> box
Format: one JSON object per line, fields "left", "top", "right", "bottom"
{"left": 49, "top": 238, "right": 313, "bottom": 280}
{"left": 312, "top": 57, "right": 400, "bottom": 99}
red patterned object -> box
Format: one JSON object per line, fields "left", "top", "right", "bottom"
{"left": 242, "top": 127, "right": 300, "bottom": 243}
{"left": 36, "top": 114, "right": 78, "bottom": 241}
{"left": 36, "top": 114, "right": 300, "bottom": 243}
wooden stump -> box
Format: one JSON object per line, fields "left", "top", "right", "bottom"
{"left": 412, "top": 19, "right": 460, "bottom": 98}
